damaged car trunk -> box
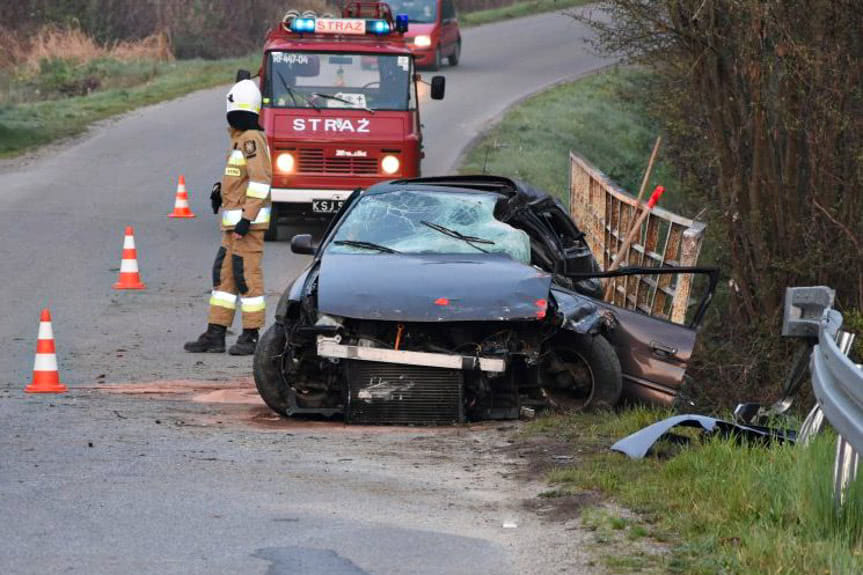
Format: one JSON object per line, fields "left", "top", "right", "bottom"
{"left": 253, "top": 176, "right": 717, "bottom": 424}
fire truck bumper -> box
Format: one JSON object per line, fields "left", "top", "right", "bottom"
{"left": 271, "top": 188, "right": 353, "bottom": 203}
{"left": 271, "top": 188, "right": 353, "bottom": 218}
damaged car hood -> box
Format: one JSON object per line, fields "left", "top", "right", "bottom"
{"left": 318, "top": 253, "right": 553, "bottom": 322}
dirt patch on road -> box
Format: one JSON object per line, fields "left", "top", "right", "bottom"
{"left": 84, "top": 378, "right": 473, "bottom": 435}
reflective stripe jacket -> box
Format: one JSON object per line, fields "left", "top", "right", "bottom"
{"left": 220, "top": 128, "right": 272, "bottom": 231}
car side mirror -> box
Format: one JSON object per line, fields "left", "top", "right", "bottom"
{"left": 290, "top": 234, "right": 315, "bottom": 255}
{"left": 235, "top": 69, "right": 252, "bottom": 82}
{"left": 430, "top": 75, "right": 445, "bottom": 100}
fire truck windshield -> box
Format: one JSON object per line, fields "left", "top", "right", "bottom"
{"left": 386, "top": 0, "right": 437, "bottom": 23}
{"left": 266, "top": 51, "right": 414, "bottom": 111}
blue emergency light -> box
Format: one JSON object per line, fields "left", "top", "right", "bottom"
{"left": 368, "top": 19, "right": 390, "bottom": 34}
{"left": 291, "top": 17, "right": 316, "bottom": 33}
{"left": 395, "top": 13, "right": 409, "bottom": 33}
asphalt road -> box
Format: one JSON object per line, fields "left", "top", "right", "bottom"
{"left": 1, "top": 10, "right": 612, "bottom": 574}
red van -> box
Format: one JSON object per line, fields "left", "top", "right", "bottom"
{"left": 387, "top": 0, "right": 461, "bottom": 70}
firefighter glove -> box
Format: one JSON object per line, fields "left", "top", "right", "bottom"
{"left": 234, "top": 217, "right": 251, "bottom": 237}
{"left": 210, "top": 182, "right": 222, "bottom": 214}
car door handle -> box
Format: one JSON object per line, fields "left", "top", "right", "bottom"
{"left": 650, "top": 341, "right": 678, "bottom": 359}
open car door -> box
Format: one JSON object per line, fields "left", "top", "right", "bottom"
{"left": 590, "top": 267, "right": 719, "bottom": 406}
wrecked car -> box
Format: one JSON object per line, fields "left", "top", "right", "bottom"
{"left": 253, "top": 176, "right": 717, "bottom": 424}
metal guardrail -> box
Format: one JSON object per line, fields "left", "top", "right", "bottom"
{"left": 810, "top": 307, "right": 862, "bottom": 506}
{"left": 779, "top": 286, "right": 863, "bottom": 506}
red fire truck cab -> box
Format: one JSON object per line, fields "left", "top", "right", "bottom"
{"left": 256, "top": 2, "right": 446, "bottom": 240}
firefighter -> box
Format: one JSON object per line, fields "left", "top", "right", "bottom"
{"left": 185, "top": 79, "right": 272, "bottom": 355}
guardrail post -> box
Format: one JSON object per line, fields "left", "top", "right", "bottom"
{"left": 834, "top": 435, "right": 860, "bottom": 508}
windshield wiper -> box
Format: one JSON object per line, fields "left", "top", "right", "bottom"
{"left": 312, "top": 92, "right": 375, "bottom": 114}
{"left": 420, "top": 220, "right": 495, "bottom": 253}
{"left": 333, "top": 240, "right": 399, "bottom": 254}
{"left": 276, "top": 71, "right": 319, "bottom": 111}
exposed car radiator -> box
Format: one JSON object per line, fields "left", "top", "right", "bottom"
{"left": 345, "top": 361, "right": 464, "bottom": 425}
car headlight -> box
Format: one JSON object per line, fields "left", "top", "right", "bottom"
{"left": 381, "top": 155, "right": 400, "bottom": 175}
{"left": 276, "top": 152, "right": 295, "bottom": 174}
{"left": 414, "top": 35, "right": 432, "bottom": 48}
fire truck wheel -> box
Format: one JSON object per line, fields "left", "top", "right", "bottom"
{"left": 430, "top": 47, "right": 441, "bottom": 71}
{"left": 448, "top": 40, "right": 461, "bottom": 66}
{"left": 264, "top": 204, "right": 280, "bottom": 241}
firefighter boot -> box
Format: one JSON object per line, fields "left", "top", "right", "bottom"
{"left": 228, "top": 329, "right": 258, "bottom": 356}
{"left": 184, "top": 324, "right": 227, "bottom": 353}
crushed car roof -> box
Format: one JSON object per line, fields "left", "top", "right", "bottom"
{"left": 369, "top": 175, "right": 547, "bottom": 200}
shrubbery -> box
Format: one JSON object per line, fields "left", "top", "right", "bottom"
{"left": 579, "top": 1, "right": 863, "bottom": 405}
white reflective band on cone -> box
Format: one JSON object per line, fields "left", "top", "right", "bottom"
{"left": 246, "top": 181, "right": 270, "bottom": 199}
{"left": 228, "top": 150, "right": 246, "bottom": 166}
{"left": 210, "top": 290, "right": 237, "bottom": 309}
{"left": 120, "top": 259, "right": 139, "bottom": 273}
{"left": 175, "top": 198, "right": 189, "bottom": 207}
{"left": 241, "top": 296, "right": 266, "bottom": 313}
{"left": 123, "top": 235, "right": 136, "bottom": 249}
{"left": 37, "top": 322, "right": 54, "bottom": 340}
{"left": 222, "top": 207, "right": 271, "bottom": 227}
{"left": 33, "top": 353, "right": 58, "bottom": 372}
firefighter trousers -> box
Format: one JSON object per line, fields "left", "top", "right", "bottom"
{"left": 208, "top": 230, "right": 265, "bottom": 329}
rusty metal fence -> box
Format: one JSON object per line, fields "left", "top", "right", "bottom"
{"left": 568, "top": 152, "right": 706, "bottom": 324}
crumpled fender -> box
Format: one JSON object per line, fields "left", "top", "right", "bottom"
{"left": 275, "top": 267, "right": 313, "bottom": 321}
{"left": 610, "top": 414, "right": 797, "bottom": 459}
{"left": 550, "top": 287, "right": 609, "bottom": 335}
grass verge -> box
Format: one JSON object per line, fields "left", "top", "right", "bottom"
{"left": 459, "top": 67, "right": 679, "bottom": 205}
{"left": 526, "top": 408, "right": 863, "bottom": 574}
{"left": 461, "top": 0, "right": 591, "bottom": 27}
{"left": 0, "top": 55, "right": 255, "bottom": 157}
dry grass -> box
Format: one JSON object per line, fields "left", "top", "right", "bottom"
{"left": 0, "top": 25, "right": 173, "bottom": 72}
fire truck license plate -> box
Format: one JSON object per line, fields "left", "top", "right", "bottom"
{"left": 312, "top": 199, "right": 344, "bottom": 214}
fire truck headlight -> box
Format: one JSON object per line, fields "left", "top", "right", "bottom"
{"left": 414, "top": 35, "right": 432, "bottom": 48}
{"left": 381, "top": 155, "right": 400, "bottom": 175}
{"left": 276, "top": 152, "right": 296, "bottom": 174}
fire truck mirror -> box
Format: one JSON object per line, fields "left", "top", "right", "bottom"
{"left": 235, "top": 69, "right": 252, "bottom": 82}
{"left": 430, "top": 76, "right": 446, "bottom": 100}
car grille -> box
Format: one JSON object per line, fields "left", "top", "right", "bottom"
{"left": 345, "top": 361, "right": 464, "bottom": 425}
{"left": 298, "top": 148, "right": 378, "bottom": 175}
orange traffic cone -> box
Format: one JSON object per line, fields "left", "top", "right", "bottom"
{"left": 168, "top": 175, "right": 196, "bottom": 218}
{"left": 113, "top": 226, "right": 146, "bottom": 290}
{"left": 25, "top": 309, "right": 67, "bottom": 394}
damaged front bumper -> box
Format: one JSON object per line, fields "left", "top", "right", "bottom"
{"left": 317, "top": 336, "right": 506, "bottom": 373}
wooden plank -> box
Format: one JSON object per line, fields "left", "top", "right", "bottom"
{"left": 671, "top": 225, "right": 706, "bottom": 324}
{"left": 568, "top": 152, "right": 707, "bottom": 324}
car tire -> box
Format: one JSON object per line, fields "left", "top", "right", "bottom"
{"left": 264, "top": 203, "right": 280, "bottom": 242}
{"left": 253, "top": 323, "right": 290, "bottom": 415}
{"left": 448, "top": 40, "right": 461, "bottom": 66}
{"left": 541, "top": 333, "right": 622, "bottom": 411}
{"left": 430, "top": 46, "right": 442, "bottom": 71}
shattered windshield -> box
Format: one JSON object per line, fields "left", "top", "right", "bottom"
{"left": 327, "top": 190, "right": 531, "bottom": 264}
{"left": 266, "top": 51, "right": 413, "bottom": 111}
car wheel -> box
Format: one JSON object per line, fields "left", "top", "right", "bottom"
{"left": 448, "top": 40, "right": 461, "bottom": 66}
{"left": 264, "top": 203, "right": 280, "bottom": 242}
{"left": 540, "top": 333, "right": 622, "bottom": 411}
{"left": 253, "top": 323, "right": 290, "bottom": 415}
{"left": 430, "top": 46, "right": 441, "bottom": 71}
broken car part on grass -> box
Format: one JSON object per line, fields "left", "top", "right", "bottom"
{"left": 612, "top": 286, "right": 859, "bottom": 460}
{"left": 253, "top": 175, "right": 718, "bottom": 425}
{"left": 610, "top": 414, "right": 797, "bottom": 460}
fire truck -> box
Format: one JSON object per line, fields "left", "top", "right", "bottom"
{"left": 252, "top": 2, "right": 446, "bottom": 240}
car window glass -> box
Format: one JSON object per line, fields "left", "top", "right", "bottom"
{"left": 328, "top": 190, "right": 531, "bottom": 264}
{"left": 266, "top": 52, "right": 412, "bottom": 111}
{"left": 387, "top": 0, "right": 437, "bottom": 23}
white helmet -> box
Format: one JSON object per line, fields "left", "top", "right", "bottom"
{"left": 226, "top": 79, "right": 262, "bottom": 115}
